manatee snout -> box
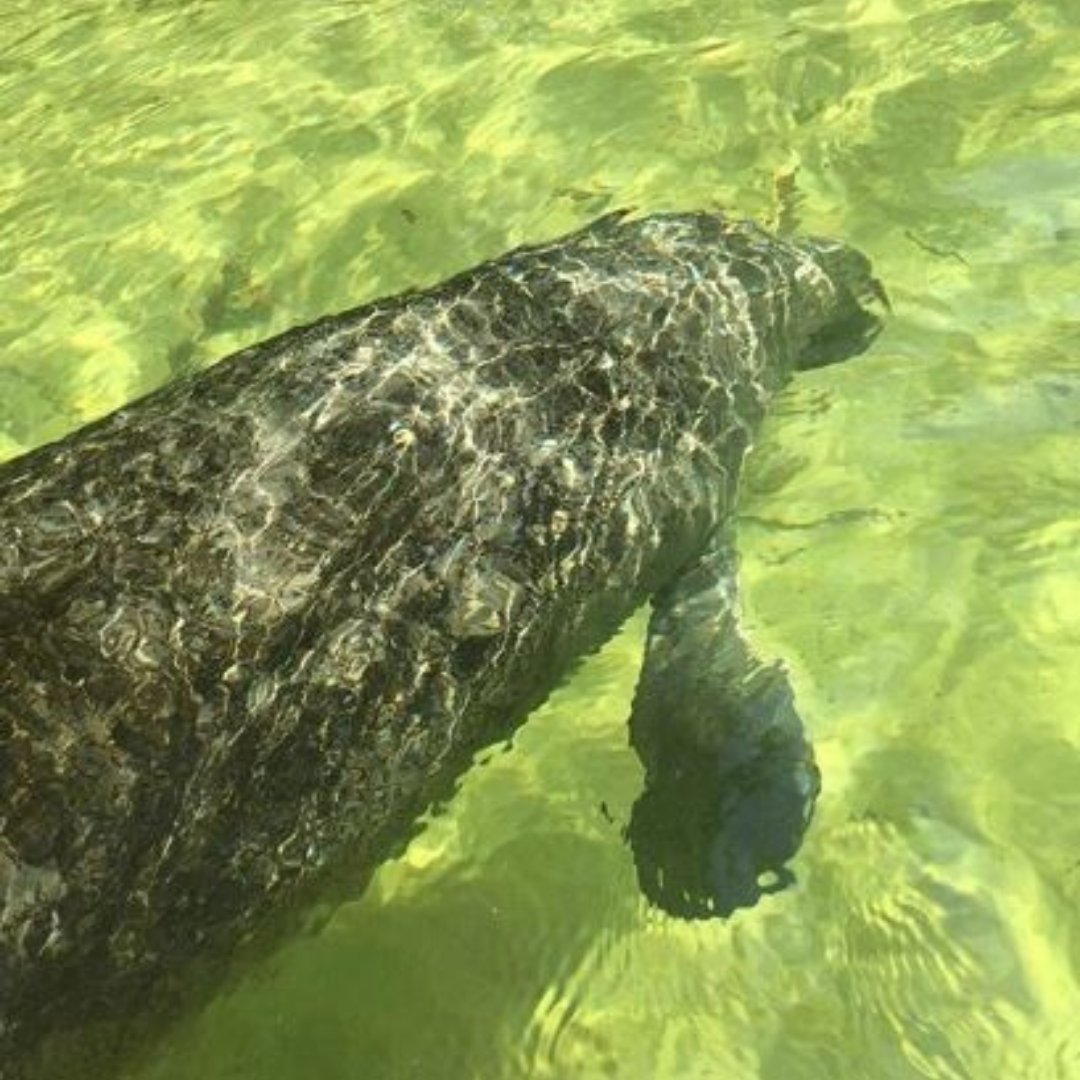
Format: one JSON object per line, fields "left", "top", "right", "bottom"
{"left": 794, "top": 235, "right": 889, "bottom": 370}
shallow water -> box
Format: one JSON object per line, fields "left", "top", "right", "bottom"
{"left": 3, "top": 0, "right": 1080, "bottom": 1077}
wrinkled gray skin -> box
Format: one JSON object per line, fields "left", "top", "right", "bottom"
{"left": 0, "top": 211, "right": 881, "bottom": 1072}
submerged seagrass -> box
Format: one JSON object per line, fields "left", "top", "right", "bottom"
{"left": 0, "top": 211, "right": 882, "bottom": 1069}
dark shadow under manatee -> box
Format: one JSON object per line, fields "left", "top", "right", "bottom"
{"left": 628, "top": 657, "right": 820, "bottom": 919}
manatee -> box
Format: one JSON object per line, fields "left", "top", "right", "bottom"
{"left": 0, "top": 211, "right": 883, "bottom": 1069}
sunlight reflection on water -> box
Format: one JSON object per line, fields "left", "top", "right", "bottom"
{"left": 3, "top": 0, "right": 1080, "bottom": 1077}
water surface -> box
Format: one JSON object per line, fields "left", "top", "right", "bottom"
{"left": 2, "top": 0, "right": 1079, "bottom": 1077}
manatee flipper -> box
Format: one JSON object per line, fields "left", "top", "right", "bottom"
{"left": 627, "top": 529, "right": 820, "bottom": 919}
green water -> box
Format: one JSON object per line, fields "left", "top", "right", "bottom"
{"left": 3, "top": 0, "right": 1080, "bottom": 1076}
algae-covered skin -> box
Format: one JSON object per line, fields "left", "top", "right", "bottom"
{"left": 0, "top": 211, "right": 881, "bottom": 1070}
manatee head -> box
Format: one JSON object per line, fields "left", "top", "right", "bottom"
{"left": 656, "top": 215, "right": 887, "bottom": 384}
{"left": 559, "top": 212, "right": 885, "bottom": 385}
{"left": 790, "top": 234, "right": 889, "bottom": 371}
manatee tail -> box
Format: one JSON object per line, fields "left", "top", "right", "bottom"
{"left": 627, "top": 529, "right": 819, "bottom": 919}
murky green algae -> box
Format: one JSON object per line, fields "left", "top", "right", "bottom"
{"left": 3, "top": 0, "right": 1080, "bottom": 1076}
